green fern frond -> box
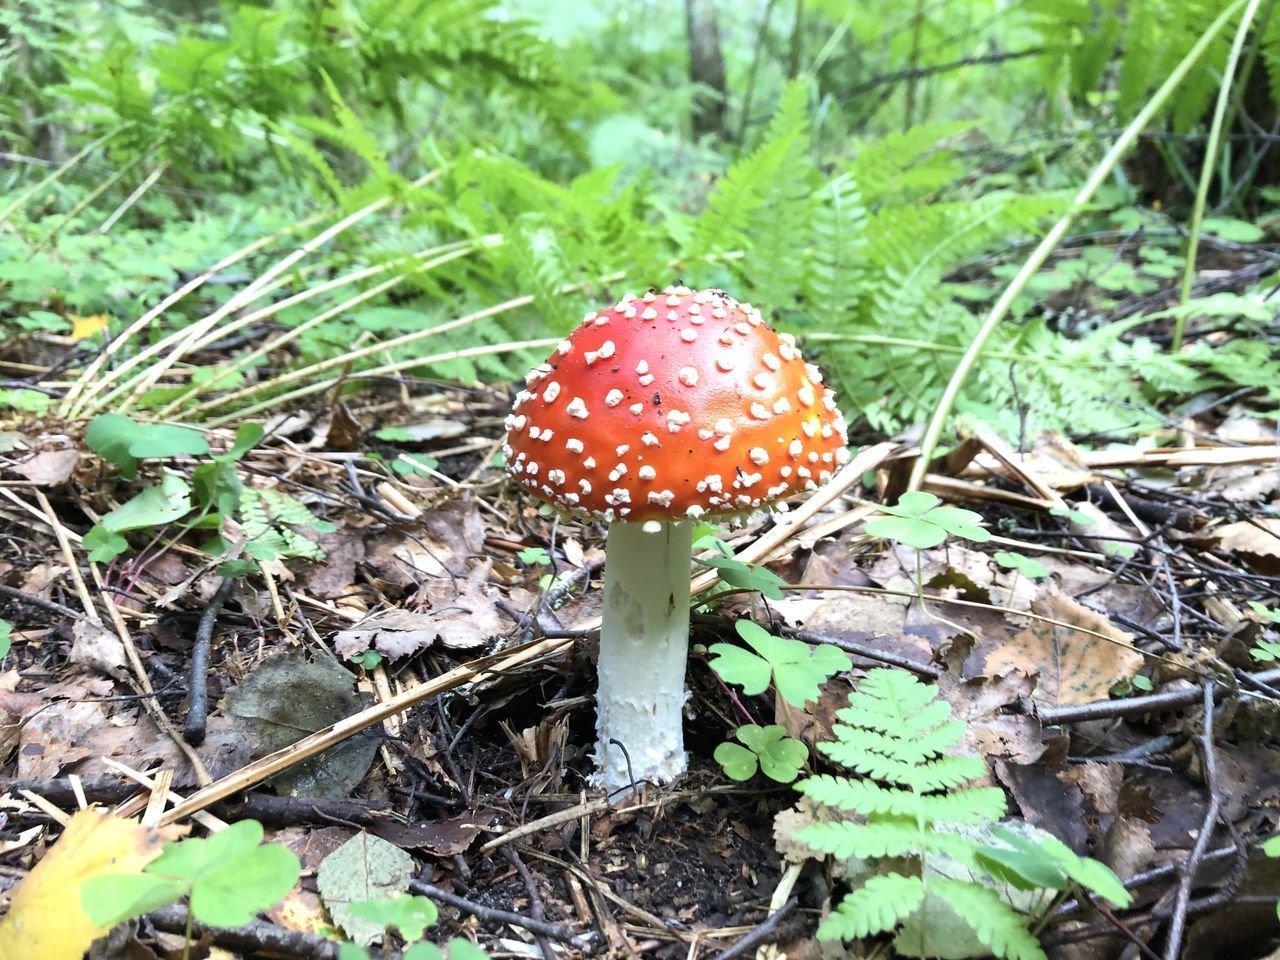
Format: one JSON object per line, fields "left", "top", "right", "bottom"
{"left": 846, "top": 121, "right": 971, "bottom": 205}
{"left": 692, "top": 79, "right": 815, "bottom": 261}
{"left": 931, "top": 880, "right": 1047, "bottom": 960}
{"left": 817, "top": 874, "right": 925, "bottom": 942}
{"left": 804, "top": 172, "right": 868, "bottom": 320}
{"left": 798, "top": 775, "right": 1007, "bottom": 824}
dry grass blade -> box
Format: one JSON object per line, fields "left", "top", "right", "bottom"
{"left": 71, "top": 172, "right": 442, "bottom": 417}
{"left": 155, "top": 239, "right": 491, "bottom": 417}
{"left": 201, "top": 336, "right": 561, "bottom": 427}
{"left": 61, "top": 214, "right": 326, "bottom": 417}
{"left": 156, "top": 634, "right": 574, "bottom": 825}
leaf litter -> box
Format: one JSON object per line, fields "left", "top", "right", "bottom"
{"left": 0, "top": 387, "right": 1277, "bottom": 959}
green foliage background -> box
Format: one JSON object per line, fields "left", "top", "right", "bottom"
{"left": 2, "top": 0, "right": 1278, "bottom": 437}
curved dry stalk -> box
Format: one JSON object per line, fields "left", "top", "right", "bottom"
{"left": 905, "top": 0, "right": 1250, "bottom": 492}
{"left": 200, "top": 336, "right": 560, "bottom": 427}
{"left": 150, "top": 238, "right": 490, "bottom": 417}
{"left": 68, "top": 171, "right": 441, "bottom": 417}
{"left": 1175, "top": 0, "right": 1263, "bottom": 348}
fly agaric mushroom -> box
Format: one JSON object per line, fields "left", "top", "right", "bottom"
{"left": 503, "top": 286, "right": 849, "bottom": 795}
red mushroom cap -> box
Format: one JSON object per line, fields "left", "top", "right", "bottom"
{"left": 503, "top": 286, "right": 850, "bottom": 523}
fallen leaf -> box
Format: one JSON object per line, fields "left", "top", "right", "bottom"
{"left": 12, "top": 446, "right": 78, "bottom": 485}
{"left": 1217, "top": 519, "right": 1280, "bottom": 559}
{"left": 316, "top": 831, "right": 415, "bottom": 947}
{"left": 18, "top": 697, "right": 107, "bottom": 777}
{"left": 981, "top": 588, "right": 1142, "bottom": 706}
{"left": 939, "top": 670, "right": 1047, "bottom": 772}
{"left": 224, "top": 649, "right": 378, "bottom": 799}
{"left": 335, "top": 560, "right": 505, "bottom": 659}
{"left": 0, "top": 809, "right": 180, "bottom": 960}
{"left": 70, "top": 618, "right": 128, "bottom": 679}
{"left": 69, "top": 312, "right": 109, "bottom": 341}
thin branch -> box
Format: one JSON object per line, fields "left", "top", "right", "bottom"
{"left": 409, "top": 879, "right": 593, "bottom": 949}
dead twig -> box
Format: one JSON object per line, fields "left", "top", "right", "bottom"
{"left": 502, "top": 846, "right": 557, "bottom": 960}
{"left": 147, "top": 904, "right": 352, "bottom": 959}
{"left": 409, "top": 879, "right": 593, "bottom": 950}
{"left": 184, "top": 576, "right": 234, "bottom": 745}
{"left": 709, "top": 898, "right": 797, "bottom": 960}
{"left": 1163, "top": 682, "right": 1221, "bottom": 960}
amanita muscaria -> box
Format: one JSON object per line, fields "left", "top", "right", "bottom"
{"left": 503, "top": 285, "right": 849, "bottom": 795}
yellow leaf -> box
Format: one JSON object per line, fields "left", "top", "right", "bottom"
{"left": 0, "top": 808, "right": 181, "bottom": 960}
{"left": 69, "top": 313, "right": 109, "bottom": 341}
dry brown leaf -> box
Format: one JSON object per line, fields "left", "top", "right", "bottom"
{"left": 0, "top": 808, "right": 181, "bottom": 960}
{"left": 938, "top": 670, "right": 1046, "bottom": 773}
{"left": 70, "top": 618, "right": 128, "bottom": 679}
{"left": 982, "top": 588, "right": 1142, "bottom": 706}
{"left": 13, "top": 446, "right": 79, "bottom": 485}
{"left": 335, "top": 560, "right": 505, "bottom": 659}
{"left": 1216, "top": 518, "right": 1280, "bottom": 558}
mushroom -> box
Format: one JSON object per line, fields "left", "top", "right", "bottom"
{"left": 503, "top": 286, "right": 849, "bottom": 795}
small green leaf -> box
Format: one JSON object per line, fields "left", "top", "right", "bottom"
{"left": 375, "top": 426, "right": 415, "bottom": 441}
{"left": 338, "top": 943, "right": 373, "bottom": 960}
{"left": 350, "top": 649, "right": 384, "bottom": 670}
{"left": 1202, "top": 216, "right": 1264, "bottom": 243}
{"left": 866, "top": 492, "right": 990, "bottom": 548}
{"left": 992, "top": 551, "right": 1049, "bottom": 579}
{"left": 0, "top": 620, "right": 10, "bottom": 660}
{"left": 1247, "top": 601, "right": 1280, "bottom": 624}
{"left": 145, "top": 819, "right": 301, "bottom": 927}
{"left": 518, "top": 546, "right": 550, "bottom": 565}
{"left": 696, "top": 552, "right": 786, "bottom": 600}
{"left": 348, "top": 894, "right": 438, "bottom": 941}
{"left": 83, "top": 525, "right": 129, "bottom": 562}
{"left": 99, "top": 473, "right": 192, "bottom": 532}
{"left": 714, "top": 740, "right": 759, "bottom": 781}
{"left": 81, "top": 873, "right": 187, "bottom": 926}
{"left": 86, "top": 413, "right": 209, "bottom": 479}
{"left": 1103, "top": 541, "right": 1137, "bottom": 559}
{"left": 1049, "top": 505, "right": 1097, "bottom": 527}
{"left": 707, "top": 642, "right": 773, "bottom": 695}
{"left": 1264, "top": 835, "right": 1280, "bottom": 857}
{"left": 214, "top": 422, "right": 265, "bottom": 463}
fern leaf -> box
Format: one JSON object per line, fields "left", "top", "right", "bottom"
{"left": 795, "top": 819, "right": 923, "bottom": 860}
{"left": 932, "top": 879, "right": 1048, "bottom": 960}
{"left": 817, "top": 874, "right": 925, "bottom": 942}
{"left": 797, "top": 776, "right": 1006, "bottom": 824}
{"left": 803, "top": 173, "right": 867, "bottom": 320}
{"left": 846, "top": 121, "right": 971, "bottom": 204}
{"left": 819, "top": 736, "right": 985, "bottom": 792}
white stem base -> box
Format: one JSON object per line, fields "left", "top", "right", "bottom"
{"left": 591, "top": 519, "right": 692, "bottom": 796}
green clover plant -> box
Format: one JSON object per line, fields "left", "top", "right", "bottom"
{"left": 865, "top": 491, "right": 991, "bottom": 549}
{"left": 693, "top": 524, "right": 786, "bottom": 600}
{"left": 336, "top": 888, "right": 488, "bottom": 960}
{"left": 81, "top": 819, "right": 300, "bottom": 930}
{"left": 708, "top": 621, "right": 849, "bottom": 785}
{"left": 715, "top": 724, "right": 808, "bottom": 783}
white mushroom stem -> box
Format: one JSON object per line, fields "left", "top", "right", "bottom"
{"left": 592, "top": 518, "right": 693, "bottom": 796}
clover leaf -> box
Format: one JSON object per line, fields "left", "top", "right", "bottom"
{"left": 694, "top": 536, "right": 786, "bottom": 600}
{"left": 82, "top": 819, "right": 300, "bottom": 929}
{"left": 348, "top": 894, "right": 438, "bottom": 941}
{"left": 708, "top": 620, "right": 851, "bottom": 708}
{"left": 865, "top": 491, "right": 990, "bottom": 549}
{"left": 992, "top": 551, "right": 1049, "bottom": 579}
{"left": 86, "top": 413, "right": 209, "bottom": 480}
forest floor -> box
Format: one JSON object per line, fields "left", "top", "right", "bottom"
{"left": 1, "top": 324, "right": 1280, "bottom": 960}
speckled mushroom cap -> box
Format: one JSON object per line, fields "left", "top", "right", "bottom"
{"left": 502, "top": 286, "right": 850, "bottom": 523}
